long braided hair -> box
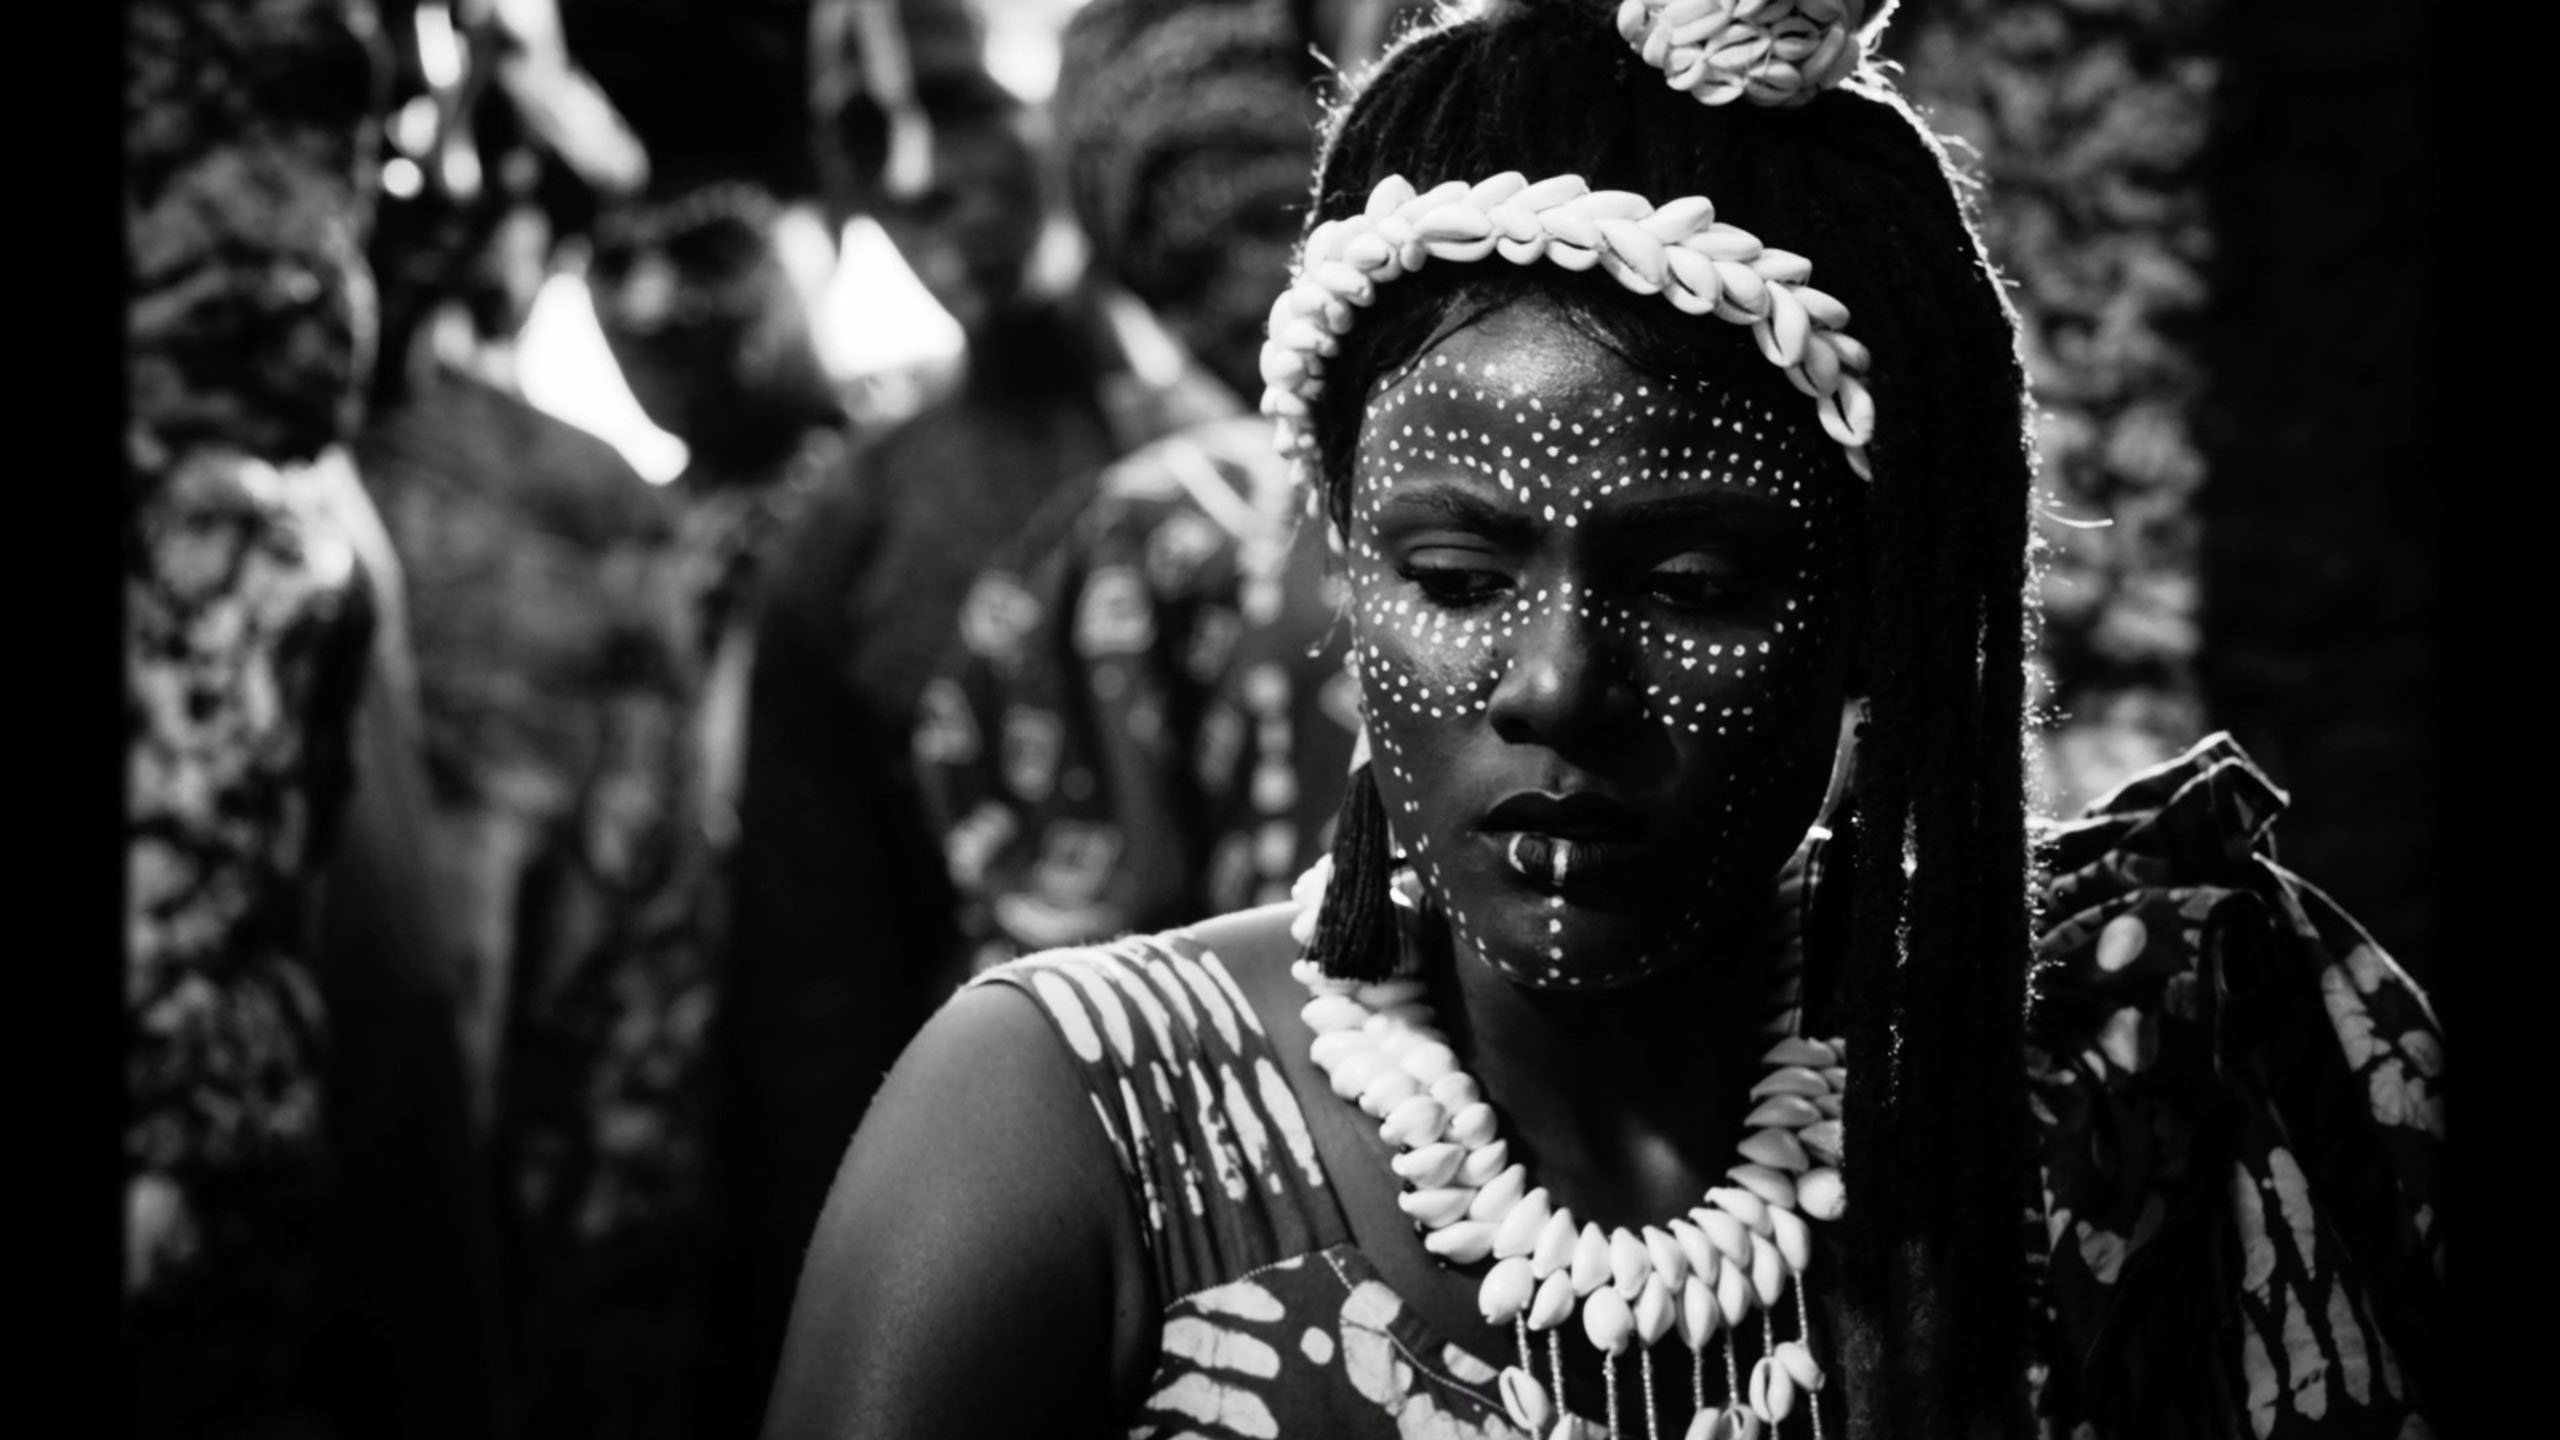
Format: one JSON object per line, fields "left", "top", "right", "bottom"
{"left": 1295, "top": 3, "right": 2040, "bottom": 1434}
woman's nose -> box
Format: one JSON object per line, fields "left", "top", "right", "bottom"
{"left": 1485, "top": 588, "right": 1632, "bottom": 749}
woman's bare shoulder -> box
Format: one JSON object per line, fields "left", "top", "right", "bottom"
{"left": 761, "top": 981, "right": 1153, "bottom": 1439}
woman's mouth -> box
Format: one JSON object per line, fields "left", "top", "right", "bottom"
{"left": 1476, "top": 791, "right": 1650, "bottom": 893}
{"left": 1495, "top": 832, "right": 1647, "bottom": 890}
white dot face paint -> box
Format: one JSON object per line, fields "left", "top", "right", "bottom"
{"left": 1343, "top": 295, "right": 1860, "bottom": 992}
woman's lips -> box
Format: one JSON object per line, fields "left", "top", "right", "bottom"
{"left": 1477, "top": 791, "right": 1650, "bottom": 892}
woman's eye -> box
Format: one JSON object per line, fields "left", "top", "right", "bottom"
{"left": 1642, "top": 557, "right": 1746, "bottom": 609}
{"left": 1399, "top": 553, "right": 1512, "bottom": 606}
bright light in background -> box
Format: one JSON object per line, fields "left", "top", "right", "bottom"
{"left": 822, "top": 216, "right": 965, "bottom": 380}
{"left": 981, "top": 0, "right": 1086, "bottom": 104}
{"left": 516, "top": 271, "right": 690, "bottom": 485}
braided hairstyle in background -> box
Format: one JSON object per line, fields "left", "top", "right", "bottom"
{"left": 1294, "top": 2, "right": 2040, "bottom": 1434}
{"left": 1053, "top": 0, "right": 1327, "bottom": 401}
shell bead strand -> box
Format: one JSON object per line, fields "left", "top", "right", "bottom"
{"left": 1288, "top": 865, "right": 1843, "bottom": 1436}
{"left": 1612, "top": 0, "right": 1872, "bottom": 111}
{"left": 1256, "top": 170, "right": 1882, "bottom": 508}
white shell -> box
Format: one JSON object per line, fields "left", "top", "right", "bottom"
{"left": 1799, "top": 1118, "right": 1843, "bottom": 1165}
{"left": 1676, "top": 1272, "right": 1718, "bottom": 1349}
{"left": 1457, "top": 1141, "right": 1511, "bottom": 1188}
{"left": 1715, "top": 1251, "right": 1752, "bottom": 1327}
{"left": 1769, "top": 1204, "right": 1812, "bottom": 1272}
{"left": 1500, "top": 1365, "right": 1555, "bottom": 1432}
{"left": 1357, "top": 1068, "right": 1423, "bottom": 1118}
{"left": 1761, "top": 1036, "right": 1838, "bottom": 1068}
{"left": 1745, "top": 1093, "right": 1822, "bottom": 1128}
{"left": 1708, "top": 1185, "right": 1771, "bottom": 1234}
{"left": 1401, "top": 1040, "right": 1460, "bottom": 1082}
{"left": 1391, "top": 1141, "right": 1465, "bottom": 1188}
{"left": 1494, "top": 1187, "right": 1552, "bottom": 1259}
{"left": 1749, "top": 1353, "right": 1796, "bottom": 1423}
{"left": 1328, "top": 1050, "right": 1389, "bottom": 1100}
{"left": 1308, "top": 1029, "right": 1371, "bottom": 1070}
{"left": 1447, "top": 1101, "right": 1499, "bottom": 1149}
{"left": 1670, "top": 1218, "right": 1719, "bottom": 1282}
{"left": 1532, "top": 1208, "right": 1579, "bottom": 1278}
{"left": 1748, "top": 1231, "right": 1786, "bottom": 1308}
{"left": 1398, "top": 1185, "right": 1474, "bottom": 1228}
{"left": 1425, "top": 1218, "right": 1497, "bottom": 1265}
{"left": 1738, "top": 1127, "right": 1809, "bottom": 1173}
{"left": 1683, "top": 1407, "right": 1720, "bottom": 1440}
{"left": 1694, "top": 1205, "right": 1750, "bottom": 1263}
{"left": 1727, "top": 1163, "right": 1797, "bottom": 1209}
{"left": 1570, "top": 1223, "right": 1612, "bottom": 1296}
{"left": 1469, "top": 1164, "right": 1529, "bottom": 1222}
{"left": 1633, "top": 1272, "right": 1677, "bottom": 1345}
{"left": 1750, "top": 1064, "right": 1828, "bottom": 1098}
{"left": 1643, "top": 1225, "right": 1688, "bottom": 1288}
{"left": 1380, "top": 1095, "right": 1449, "bottom": 1147}
{"left": 1775, "top": 1338, "right": 1823, "bottom": 1392}
{"left": 1428, "top": 1072, "right": 1481, "bottom": 1110}
{"left": 1528, "top": 1267, "right": 1577, "bottom": 1329}
{"left": 1479, "top": 1255, "right": 1536, "bottom": 1325}
{"left": 1301, "top": 993, "right": 1371, "bottom": 1033}
{"left": 1796, "top": 1167, "right": 1846, "bottom": 1221}
{"left": 1581, "top": 1285, "right": 1634, "bottom": 1355}
{"left": 1609, "top": 1227, "right": 1650, "bottom": 1299}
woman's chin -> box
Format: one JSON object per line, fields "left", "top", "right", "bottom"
{"left": 1460, "top": 904, "right": 1700, "bottom": 995}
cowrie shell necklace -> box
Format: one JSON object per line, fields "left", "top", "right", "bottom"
{"left": 1290, "top": 860, "right": 1845, "bottom": 1440}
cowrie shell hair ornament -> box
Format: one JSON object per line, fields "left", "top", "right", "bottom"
{"left": 1615, "top": 0, "right": 1871, "bottom": 110}
{"left": 1257, "top": 170, "right": 1879, "bottom": 517}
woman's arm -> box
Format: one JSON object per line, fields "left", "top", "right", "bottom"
{"left": 762, "top": 981, "right": 1158, "bottom": 1439}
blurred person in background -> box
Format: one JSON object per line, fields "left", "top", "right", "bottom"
{"left": 707, "top": 0, "right": 1231, "bottom": 1428}
{"left": 349, "top": 6, "right": 744, "bottom": 1439}
{"left": 915, "top": 0, "right": 1363, "bottom": 968}
{"left": 127, "top": 1, "right": 494, "bottom": 1435}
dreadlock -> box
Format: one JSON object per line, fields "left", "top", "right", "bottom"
{"left": 1295, "top": 2, "right": 2039, "bottom": 1434}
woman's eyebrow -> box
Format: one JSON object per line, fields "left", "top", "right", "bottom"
{"left": 1372, "top": 481, "right": 1542, "bottom": 546}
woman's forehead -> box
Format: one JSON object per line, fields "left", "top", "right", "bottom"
{"left": 1354, "top": 302, "right": 1833, "bottom": 513}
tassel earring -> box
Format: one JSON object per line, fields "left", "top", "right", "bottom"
{"left": 1306, "top": 762, "right": 1399, "bottom": 981}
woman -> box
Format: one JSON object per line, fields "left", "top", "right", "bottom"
{"left": 767, "top": 3, "right": 2442, "bottom": 1437}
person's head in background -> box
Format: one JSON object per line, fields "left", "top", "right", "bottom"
{"left": 811, "top": 0, "right": 1056, "bottom": 344}
{"left": 586, "top": 185, "right": 848, "bottom": 480}
{"left": 1051, "top": 0, "right": 1326, "bottom": 407}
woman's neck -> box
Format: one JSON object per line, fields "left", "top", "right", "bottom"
{"left": 1426, "top": 913, "right": 1774, "bottom": 1228}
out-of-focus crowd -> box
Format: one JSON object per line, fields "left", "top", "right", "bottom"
{"left": 126, "top": 3, "right": 1427, "bottom": 1436}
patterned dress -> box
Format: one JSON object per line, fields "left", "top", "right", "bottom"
{"left": 919, "top": 413, "right": 1360, "bottom": 970}
{"left": 973, "top": 736, "right": 2443, "bottom": 1438}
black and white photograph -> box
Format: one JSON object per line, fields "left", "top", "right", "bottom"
{"left": 119, "top": 1, "right": 2451, "bottom": 1436}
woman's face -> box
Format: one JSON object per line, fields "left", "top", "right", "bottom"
{"left": 1345, "top": 296, "right": 1863, "bottom": 991}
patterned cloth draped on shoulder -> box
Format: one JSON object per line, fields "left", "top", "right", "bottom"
{"left": 919, "top": 413, "right": 1362, "bottom": 969}
{"left": 2025, "top": 734, "right": 2442, "bottom": 1439}
{"left": 978, "top": 734, "right": 2443, "bottom": 1438}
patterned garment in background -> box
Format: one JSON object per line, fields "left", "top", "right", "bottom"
{"left": 355, "top": 364, "right": 727, "bottom": 1440}
{"left": 919, "top": 413, "right": 1360, "bottom": 968}
{"left": 126, "top": 0, "right": 386, "bottom": 1432}
{"left": 978, "top": 736, "right": 2443, "bottom": 1438}
{"left": 126, "top": 450, "right": 374, "bottom": 1432}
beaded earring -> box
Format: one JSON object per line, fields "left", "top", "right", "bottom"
{"left": 1307, "top": 761, "right": 1401, "bottom": 981}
